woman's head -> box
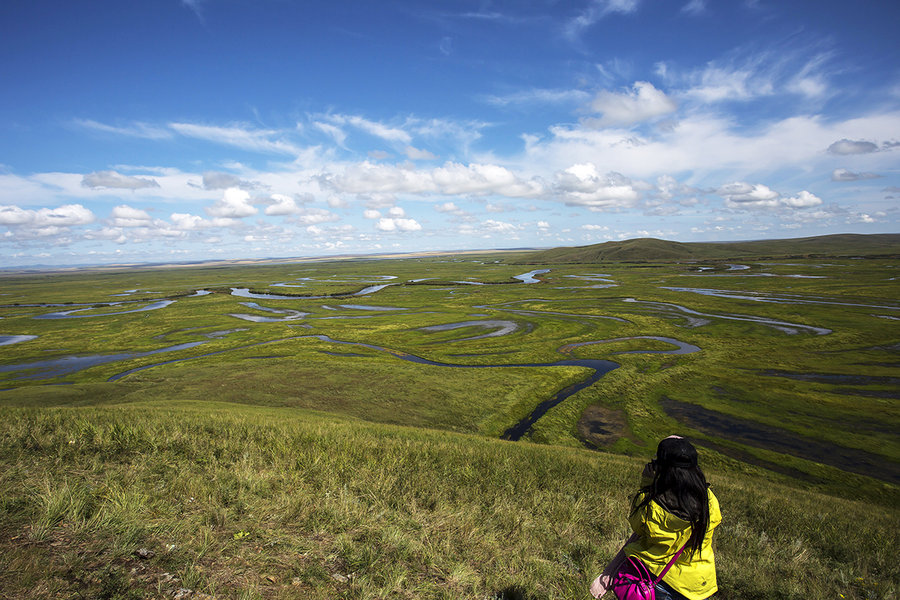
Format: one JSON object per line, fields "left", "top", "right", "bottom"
{"left": 656, "top": 435, "right": 699, "bottom": 470}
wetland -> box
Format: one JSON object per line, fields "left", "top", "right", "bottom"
{"left": 0, "top": 252, "right": 898, "bottom": 599}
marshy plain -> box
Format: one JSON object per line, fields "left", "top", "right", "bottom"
{"left": 0, "top": 254, "right": 897, "bottom": 599}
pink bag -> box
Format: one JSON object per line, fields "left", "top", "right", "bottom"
{"left": 610, "top": 544, "right": 686, "bottom": 600}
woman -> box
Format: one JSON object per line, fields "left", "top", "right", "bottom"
{"left": 590, "top": 436, "right": 721, "bottom": 600}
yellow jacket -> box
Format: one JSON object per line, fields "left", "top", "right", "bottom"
{"left": 624, "top": 488, "right": 721, "bottom": 600}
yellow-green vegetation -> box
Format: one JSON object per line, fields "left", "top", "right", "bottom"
{"left": 1, "top": 403, "right": 896, "bottom": 599}
{"left": 1, "top": 252, "right": 898, "bottom": 598}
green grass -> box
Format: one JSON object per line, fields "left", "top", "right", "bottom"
{"left": 0, "top": 402, "right": 896, "bottom": 599}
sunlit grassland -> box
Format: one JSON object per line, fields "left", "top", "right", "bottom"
{"left": 0, "top": 403, "right": 896, "bottom": 600}
{"left": 0, "top": 255, "right": 898, "bottom": 598}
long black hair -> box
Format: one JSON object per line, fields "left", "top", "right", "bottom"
{"left": 631, "top": 436, "right": 710, "bottom": 557}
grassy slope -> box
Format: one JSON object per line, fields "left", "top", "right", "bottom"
{"left": 0, "top": 402, "right": 896, "bottom": 600}
{"left": 518, "top": 233, "right": 900, "bottom": 263}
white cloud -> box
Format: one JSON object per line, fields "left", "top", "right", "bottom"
{"left": 483, "top": 88, "right": 592, "bottom": 107}
{"left": 717, "top": 182, "right": 780, "bottom": 208}
{"left": 82, "top": 170, "right": 160, "bottom": 190}
{"left": 313, "top": 121, "right": 347, "bottom": 146}
{"left": 110, "top": 205, "right": 153, "bottom": 227}
{"left": 681, "top": 0, "right": 705, "bottom": 14}
{"left": 780, "top": 191, "right": 822, "bottom": 208}
{"left": 74, "top": 119, "right": 172, "bottom": 140}
{"left": 293, "top": 208, "right": 340, "bottom": 226}
{"left": 406, "top": 146, "right": 437, "bottom": 160}
{"left": 827, "top": 139, "right": 879, "bottom": 155}
{"left": 84, "top": 227, "right": 128, "bottom": 244}
{"left": 375, "top": 217, "right": 422, "bottom": 232}
{"left": 717, "top": 183, "right": 823, "bottom": 210}
{"left": 537, "top": 220, "right": 550, "bottom": 229}
{"left": 170, "top": 122, "right": 301, "bottom": 155}
{"left": 555, "top": 164, "right": 640, "bottom": 210}
{"left": 0, "top": 205, "right": 36, "bottom": 225}
{"left": 388, "top": 206, "right": 406, "bottom": 217}
{"left": 206, "top": 188, "right": 258, "bottom": 218}
{"left": 589, "top": 81, "right": 677, "bottom": 126}
{"left": 684, "top": 65, "right": 773, "bottom": 103}
{"left": 363, "top": 209, "right": 381, "bottom": 219}
{"left": 321, "top": 114, "right": 411, "bottom": 144}
{"left": 831, "top": 168, "right": 881, "bottom": 182}
{"left": 170, "top": 213, "right": 210, "bottom": 230}
{"left": 36, "top": 204, "right": 96, "bottom": 227}
{"left": 321, "top": 161, "right": 545, "bottom": 198}
{"left": 265, "top": 194, "right": 301, "bottom": 216}
{"left": 201, "top": 171, "right": 262, "bottom": 190}
{"left": 566, "top": 0, "right": 641, "bottom": 40}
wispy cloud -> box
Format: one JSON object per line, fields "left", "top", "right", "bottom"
{"left": 483, "top": 88, "right": 591, "bottom": 107}
{"left": 318, "top": 114, "right": 412, "bottom": 144}
{"left": 682, "top": 0, "right": 706, "bottom": 15}
{"left": 565, "top": 0, "right": 641, "bottom": 41}
{"left": 169, "top": 122, "right": 302, "bottom": 155}
{"left": 74, "top": 119, "right": 172, "bottom": 140}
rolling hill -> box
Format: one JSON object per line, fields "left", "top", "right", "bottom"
{"left": 516, "top": 233, "right": 900, "bottom": 263}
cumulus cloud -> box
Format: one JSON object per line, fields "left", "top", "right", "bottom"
{"left": 555, "top": 164, "right": 640, "bottom": 210}
{"left": 82, "top": 170, "right": 160, "bottom": 190}
{"left": 293, "top": 208, "right": 340, "bottom": 226}
{"left": 110, "top": 205, "right": 153, "bottom": 227}
{"left": 375, "top": 217, "right": 422, "bottom": 232}
{"left": 718, "top": 182, "right": 823, "bottom": 210}
{"left": 0, "top": 205, "right": 35, "bottom": 225}
{"left": 170, "top": 213, "right": 210, "bottom": 230}
{"left": 827, "top": 139, "right": 879, "bottom": 155}
{"left": 201, "top": 171, "right": 262, "bottom": 191}
{"left": 435, "top": 202, "right": 468, "bottom": 217}
{"left": 205, "top": 188, "right": 258, "bottom": 218}
{"left": 363, "top": 209, "right": 381, "bottom": 219}
{"left": 84, "top": 227, "right": 128, "bottom": 244}
{"left": 831, "top": 168, "right": 881, "bottom": 182}
{"left": 717, "top": 182, "right": 780, "bottom": 208}
{"left": 482, "top": 219, "right": 519, "bottom": 234}
{"left": 388, "top": 206, "right": 406, "bottom": 217}
{"left": 589, "top": 81, "right": 677, "bottom": 126}
{"left": 0, "top": 204, "right": 96, "bottom": 233}
{"left": 264, "top": 194, "right": 301, "bottom": 216}
{"left": 780, "top": 191, "right": 822, "bottom": 208}
{"left": 321, "top": 161, "right": 545, "bottom": 198}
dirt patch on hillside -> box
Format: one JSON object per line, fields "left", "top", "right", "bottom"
{"left": 577, "top": 405, "right": 642, "bottom": 448}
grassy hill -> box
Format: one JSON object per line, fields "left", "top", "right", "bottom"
{"left": 517, "top": 233, "right": 900, "bottom": 263}
{"left": 0, "top": 401, "right": 895, "bottom": 600}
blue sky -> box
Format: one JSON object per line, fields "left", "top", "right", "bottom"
{"left": 1, "top": 0, "right": 898, "bottom": 267}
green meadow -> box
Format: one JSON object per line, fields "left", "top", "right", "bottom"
{"left": 0, "top": 253, "right": 897, "bottom": 599}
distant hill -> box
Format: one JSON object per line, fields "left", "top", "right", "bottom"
{"left": 516, "top": 233, "right": 900, "bottom": 263}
